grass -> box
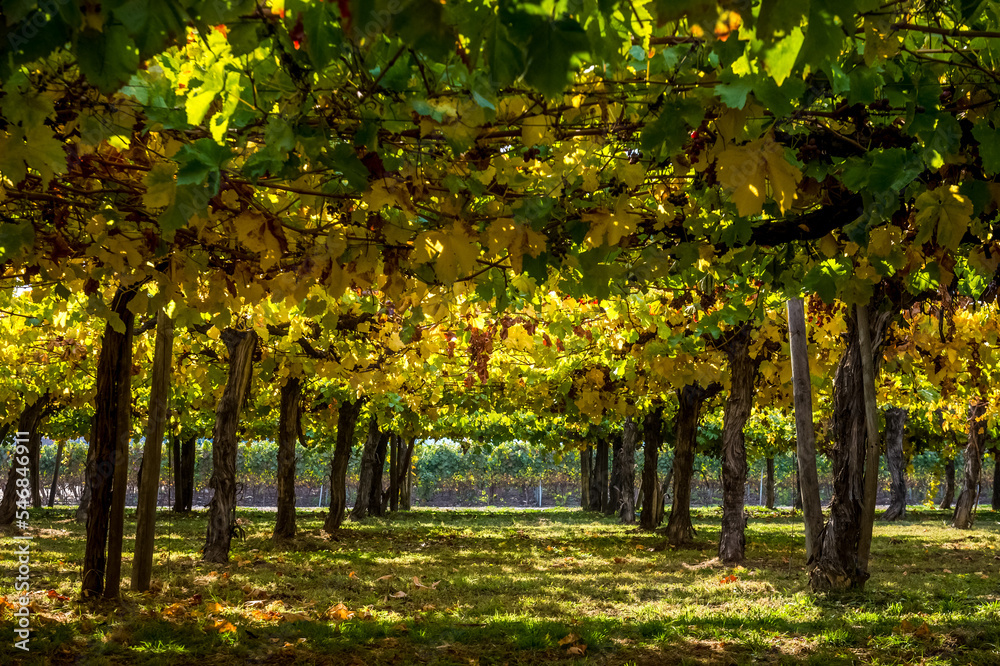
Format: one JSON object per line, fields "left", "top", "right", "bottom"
{"left": 2, "top": 505, "right": 1000, "bottom": 664}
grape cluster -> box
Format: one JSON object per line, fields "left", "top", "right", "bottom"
{"left": 468, "top": 326, "right": 494, "bottom": 383}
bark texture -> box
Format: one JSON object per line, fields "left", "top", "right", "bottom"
{"left": 787, "top": 298, "right": 822, "bottom": 558}
{"left": 48, "top": 440, "right": 65, "bottom": 507}
{"left": 588, "top": 437, "right": 609, "bottom": 512}
{"left": 273, "top": 376, "right": 303, "bottom": 540}
{"left": 580, "top": 446, "right": 592, "bottom": 509}
{"left": 399, "top": 437, "right": 415, "bottom": 510}
{"left": 350, "top": 420, "right": 390, "bottom": 521}
{"left": 76, "top": 439, "right": 95, "bottom": 523}
{"left": 993, "top": 450, "right": 1000, "bottom": 512}
{"left": 0, "top": 394, "right": 51, "bottom": 524}
{"left": 666, "top": 383, "right": 720, "bottom": 546}
{"left": 882, "top": 407, "right": 909, "bottom": 521}
{"left": 132, "top": 310, "right": 174, "bottom": 591}
{"left": 953, "top": 402, "right": 988, "bottom": 529}
{"left": 606, "top": 437, "right": 623, "bottom": 516}
{"left": 939, "top": 458, "right": 956, "bottom": 510}
{"left": 324, "top": 398, "right": 362, "bottom": 532}
{"left": 203, "top": 328, "right": 257, "bottom": 564}
{"left": 82, "top": 289, "right": 135, "bottom": 598}
{"left": 765, "top": 458, "right": 775, "bottom": 509}
{"left": 719, "top": 326, "right": 757, "bottom": 565}
{"left": 615, "top": 418, "right": 639, "bottom": 523}
{"left": 640, "top": 407, "right": 665, "bottom": 530}
{"left": 809, "top": 307, "right": 891, "bottom": 592}
{"left": 172, "top": 434, "right": 196, "bottom": 512}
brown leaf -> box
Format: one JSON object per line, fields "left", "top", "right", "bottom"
{"left": 558, "top": 633, "right": 579, "bottom": 646}
{"left": 914, "top": 622, "right": 932, "bottom": 638}
{"left": 390, "top": 591, "right": 407, "bottom": 598}
{"left": 280, "top": 612, "right": 311, "bottom": 623}
{"left": 567, "top": 645, "right": 587, "bottom": 655}
{"left": 376, "top": 575, "right": 393, "bottom": 581}
{"left": 206, "top": 619, "right": 237, "bottom": 634}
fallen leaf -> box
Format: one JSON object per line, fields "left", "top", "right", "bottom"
{"left": 390, "top": 591, "right": 407, "bottom": 598}
{"left": 613, "top": 557, "right": 626, "bottom": 564}
{"left": 567, "top": 645, "right": 587, "bottom": 655}
{"left": 205, "top": 601, "right": 225, "bottom": 613}
{"left": 206, "top": 619, "right": 237, "bottom": 634}
{"left": 559, "top": 633, "right": 580, "bottom": 646}
{"left": 46, "top": 590, "right": 69, "bottom": 601}
{"left": 280, "top": 612, "right": 311, "bottom": 623}
{"left": 914, "top": 622, "right": 932, "bottom": 638}
{"left": 376, "top": 575, "right": 393, "bottom": 581}
{"left": 348, "top": 571, "right": 357, "bottom": 579}
{"left": 326, "top": 603, "right": 354, "bottom": 622}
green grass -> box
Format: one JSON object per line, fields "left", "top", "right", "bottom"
{"left": 2, "top": 506, "right": 1000, "bottom": 664}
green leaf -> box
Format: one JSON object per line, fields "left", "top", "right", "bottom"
{"left": 76, "top": 26, "right": 140, "bottom": 94}
{"left": 640, "top": 99, "right": 704, "bottom": 155}
{"left": 523, "top": 19, "right": 589, "bottom": 98}
{"left": 393, "top": 0, "right": 457, "bottom": 62}
{"left": 303, "top": 3, "right": 343, "bottom": 69}
{"left": 973, "top": 124, "right": 1000, "bottom": 175}
{"left": 329, "top": 144, "right": 370, "bottom": 191}
{"left": 802, "top": 257, "right": 849, "bottom": 303}
{"left": 0, "top": 221, "right": 35, "bottom": 262}
{"left": 763, "top": 26, "right": 804, "bottom": 85}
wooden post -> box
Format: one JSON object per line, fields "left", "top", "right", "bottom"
{"left": 48, "top": 441, "right": 65, "bottom": 507}
{"left": 131, "top": 310, "right": 174, "bottom": 591}
{"left": 786, "top": 298, "right": 823, "bottom": 562}
{"left": 856, "top": 303, "right": 881, "bottom": 571}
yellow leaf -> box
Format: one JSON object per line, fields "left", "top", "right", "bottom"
{"left": 914, "top": 185, "right": 972, "bottom": 251}
{"left": 206, "top": 619, "right": 237, "bottom": 634}
{"left": 716, "top": 133, "right": 801, "bottom": 216}
{"left": 583, "top": 196, "right": 638, "bottom": 247}
{"left": 143, "top": 162, "right": 177, "bottom": 208}
{"left": 411, "top": 221, "right": 480, "bottom": 284}
{"left": 205, "top": 601, "right": 225, "bottom": 613}
{"left": 558, "top": 633, "right": 579, "bottom": 646}
{"left": 522, "top": 115, "right": 552, "bottom": 147}
{"left": 504, "top": 324, "right": 534, "bottom": 352}
{"left": 483, "top": 218, "right": 546, "bottom": 273}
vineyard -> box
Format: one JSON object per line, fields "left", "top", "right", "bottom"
{"left": 3, "top": 0, "right": 1000, "bottom": 663}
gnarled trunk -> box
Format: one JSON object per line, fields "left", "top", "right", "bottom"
{"left": 992, "top": 449, "right": 999, "bottom": 511}
{"left": 76, "top": 438, "right": 95, "bottom": 523}
{"left": 765, "top": 458, "right": 775, "bottom": 509}
{"left": 0, "top": 394, "right": 52, "bottom": 524}
{"left": 173, "top": 434, "right": 196, "bottom": 512}
{"left": 640, "top": 407, "right": 665, "bottom": 530}
{"left": 132, "top": 310, "right": 174, "bottom": 591}
{"left": 580, "top": 446, "right": 592, "bottom": 509}
{"left": 350, "top": 419, "right": 390, "bottom": 521}
{"left": 588, "top": 437, "right": 608, "bottom": 512}
{"left": 82, "top": 288, "right": 135, "bottom": 598}
{"left": 400, "top": 437, "right": 415, "bottom": 510}
{"left": 48, "top": 440, "right": 65, "bottom": 507}
{"left": 606, "top": 436, "right": 622, "bottom": 516}
{"left": 882, "top": 407, "right": 908, "bottom": 521}
{"left": 324, "top": 398, "right": 362, "bottom": 532}
{"left": 809, "top": 307, "right": 891, "bottom": 592}
{"left": 666, "top": 383, "right": 720, "bottom": 546}
{"left": 719, "top": 326, "right": 756, "bottom": 565}
{"left": 273, "top": 375, "right": 302, "bottom": 540}
{"left": 203, "top": 328, "right": 257, "bottom": 564}
{"left": 953, "top": 402, "right": 987, "bottom": 529}
{"left": 370, "top": 430, "right": 389, "bottom": 516}
{"left": 939, "top": 458, "right": 956, "bottom": 509}
{"left": 615, "top": 418, "right": 639, "bottom": 523}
